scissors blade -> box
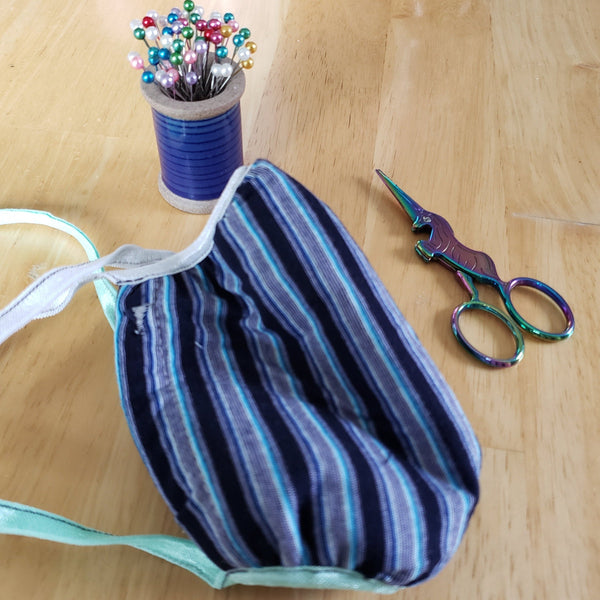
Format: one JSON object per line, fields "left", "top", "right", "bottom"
{"left": 375, "top": 169, "right": 425, "bottom": 225}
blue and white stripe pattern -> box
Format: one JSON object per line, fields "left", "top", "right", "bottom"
{"left": 115, "top": 160, "right": 481, "bottom": 587}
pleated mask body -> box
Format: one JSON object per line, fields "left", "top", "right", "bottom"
{"left": 114, "top": 160, "right": 482, "bottom": 589}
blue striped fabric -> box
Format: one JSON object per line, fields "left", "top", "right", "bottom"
{"left": 115, "top": 160, "right": 481, "bottom": 588}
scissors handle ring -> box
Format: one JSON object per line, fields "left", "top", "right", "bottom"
{"left": 451, "top": 300, "right": 525, "bottom": 368}
{"left": 502, "top": 277, "right": 575, "bottom": 341}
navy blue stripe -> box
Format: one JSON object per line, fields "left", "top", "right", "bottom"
{"left": 210, "top": 227, "right": 353, "bottom": 567}
{"left": 277, "top": 170, "right": 481, "bottom": 572}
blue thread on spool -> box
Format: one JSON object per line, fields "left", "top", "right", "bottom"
{"left": 152, "top": 104, "right": 243, "bottom": 201}
{"left": 141, "top": 70, "right": 246, "bottom": 213}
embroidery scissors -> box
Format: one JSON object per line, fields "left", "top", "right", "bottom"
{"left": 376, "top": 170, "right": 575, "bottom": 367}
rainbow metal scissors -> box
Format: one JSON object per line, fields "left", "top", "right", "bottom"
{"left": 376, "top": 170, "right": 575, "bottom": 367}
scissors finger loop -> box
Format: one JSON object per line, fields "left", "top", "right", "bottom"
{"left": 451, "top": 300, "right": 525, "bottom": 368}
{"left": 503, "top": 277, "right": 575, "bottom": 341}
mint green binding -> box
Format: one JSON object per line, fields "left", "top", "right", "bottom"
{"left": 0, "top": 500, "right": 226, "bottom": 587}
{"left": 0, "top": 210, "right": 400, "bottom": 593}
{"left": 0, "top": 500, "right": 398, "bottom": 592}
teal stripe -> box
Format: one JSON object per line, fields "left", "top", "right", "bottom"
{"left": 114, "top": 291, "right": 172, "bottom": 486}
{"left": 388, "top": 459, "right": 423, "bottom": 577}
{"left": 340, "top": 229, "right": 482, "bottom": 469}
{"left": 216, "top": 257, "right": 328, "bottom": 562}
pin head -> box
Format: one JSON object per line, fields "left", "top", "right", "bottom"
{"left": 210, "top": 31, "right": 223, "bottom": 45}
{"left": 237, "top": 47, "right": 250, "bottom": 61}
{"left": 146, "top": 26, "right": 159, "bottom": 41}
{"left": 170, "top": 52, "right": 184, "bottom": 66}
{"left": 182, "top": 26, "right": 194, "bottom": 39}
{"left": 160, "top": 34, "right": 173, "bottom": 47}
{"left": 211, "top": 63, "right": 226, "bottom": 77}
{"left": 185, "top": 71, "right": 198, "bottom": 85}
{"left": 130, "top": 54, "right": 144, "bottom": 69}
{"left": 183, "top": 50, "right": 198, "bottom": 64}
{"left": 195, "top": 38, "right": 208, "bottom": 54}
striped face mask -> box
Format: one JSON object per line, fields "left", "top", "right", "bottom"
{"left": 0, "top": 160, "right": 481, "bottom": 593}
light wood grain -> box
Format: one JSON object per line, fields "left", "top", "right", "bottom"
{"left": 0, "top": 1, "right": 598, "bottom": 598}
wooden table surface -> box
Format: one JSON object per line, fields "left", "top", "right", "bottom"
{"left": 0, "top": 1, "right": 598, "bottom": 598}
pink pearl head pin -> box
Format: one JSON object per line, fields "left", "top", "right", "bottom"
{"left": 183, "top": 50, "right": 198, "bottom": 64}
{"left": 128, "top": 52, "right": 145, "bottom": 69}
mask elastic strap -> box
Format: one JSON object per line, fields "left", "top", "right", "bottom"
{"left": 0, "top": 165, "right": 249, "bottom": 347}
{"left": 0, "top": 209, "right": 118, "bottom": 330}
{"left": 0, "top": 499, "right": 226, "bottom": 588}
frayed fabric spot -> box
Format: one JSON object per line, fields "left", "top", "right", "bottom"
{"left": 131, "top": 304, "right": 149, "bottom": 335}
